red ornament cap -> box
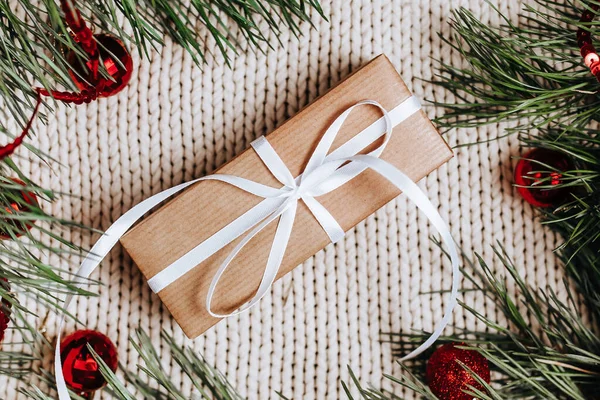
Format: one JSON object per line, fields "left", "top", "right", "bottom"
{"left": 0, "top": 178, "right": 39, "bottom": 240}
{"left": 67, "top": 34, "right": 133, "bottom": 98}
{"left": 426, "top": 343, "right": 490, "bottom": 400}
{"left": 60, "top": 330, "right": 118, "bottom": 393}
{"left": 514, "top": 148, "right": 572, "bottom": 208}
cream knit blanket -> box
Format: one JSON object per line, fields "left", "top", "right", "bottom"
{"left": 2, "top": 0, "right": 565, "bottom": 398}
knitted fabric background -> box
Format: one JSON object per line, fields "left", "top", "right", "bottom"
{"left": 1, "top": 0, "right": 566, "bottom": 398}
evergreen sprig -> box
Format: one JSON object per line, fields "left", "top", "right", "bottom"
{"left": 374, "top": 1, "right": 600, "bottom": 399}
{"left": 433, "top": 0, "right": 599, "bottom": 133}
{"left": 1, "top": 0, "right": 324, "bottom": 131}
{"left": 334, "top": 245, "right": 596, "bottom": 400}
{"left": 433, "top": 0, "right": 600, "bottom": 292}
{"left": 0, "top": 162, "right": 98, "bottom": 383}
{"left": 92, "top": 1, "right": 600, "bottom": 399}
{"left": 0, "top": 0, "right": 324, "bottom": 395}
{"left": 85, "top": 216, "right": 596, "bottom": 400}
{"left": 97, "top": 329, "right": 244, "bottom": 400}
{"left": 92, "top": 243, "right": 600, "bottom": 399}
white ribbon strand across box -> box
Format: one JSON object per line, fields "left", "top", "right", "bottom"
{"left": 54, "top": 96, "right": 460, "bottom": 400}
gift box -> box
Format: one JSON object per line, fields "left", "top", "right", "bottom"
{"left": 119, "top": 54, "right": 453, "bottom": 339}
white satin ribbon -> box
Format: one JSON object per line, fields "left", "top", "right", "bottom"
{"left": 54, "top": 96, "right": 460, "bottom": 399}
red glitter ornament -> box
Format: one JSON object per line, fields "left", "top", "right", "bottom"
{"left": 426, "top": 343, "right": 490, "bottom": 400}
{"left": 0, "top": 278, "right": 11, "bottom": 344}
{"left": 0, "top": 178, "right": 39, "bottom": 240}
{"left": 514, "top": 148, "right": 572, "bottom": 208}
{"left": 60, "top": 330, "right": 118, "bottom": 393}
{"left": 67, "top": 33, "right": 133, "bottom": 98}
{"left": 2, "top": 1, "right": 134, "bottom": 162}
{"left": 39, "top": 0, "right": 133, "bottom": 103}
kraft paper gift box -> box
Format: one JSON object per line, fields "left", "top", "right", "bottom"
{"left": 119, "top": 54, "right": 453, "bottom": 338}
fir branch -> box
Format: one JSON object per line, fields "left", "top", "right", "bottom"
{"left": 0, "top": 347, "right": 34, "bottom": 378}
{"left": 520, "top": 126, "right": 600, "bottom": 303}
{"left": 89, "top": 247, "right": 600, "bottom": 400}
{"left": 432, "top": 0, "right": 600, "bottom": 313}
{"left": 433, "top": 0, "right": 600, "bottom": 133}
{"left": 383, "top": 246, "right": 600, "bottom": 400}
{"left": 99, "top": 329, "right": 244, "bottom": 400}
{"left": 371, "top": 2, "right": 600, "bottom": 398}
{"left": 89, "top": 345, "right": 136, "bottom": 400}
{"left": 18, "top": 386, "right": 56, "bottom": 400}
{"left": 0, "top": 0, "right": 324, "bottom": 130}
{"left": 0, "top": 165, "right": 101, "bottom": 387}
{"left": 351, "top": 364, "right": 435, "bottom": 400}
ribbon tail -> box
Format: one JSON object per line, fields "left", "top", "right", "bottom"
{"left": 302, "top": 196, "right": 344, "bottom": 243}
{"left": 54, "top": 292, "right": 74, "bottom": 399}
{"left": 347, "top": 154, "right": 460, "bottom": 361}
{"left": 54, "top": 177, "right": 223, "bottom": 400}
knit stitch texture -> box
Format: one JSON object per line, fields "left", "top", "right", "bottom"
{"left": 1, "top": 0, "right": 564, "bottom": 398}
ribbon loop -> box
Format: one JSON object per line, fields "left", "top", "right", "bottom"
{"left": 251, "top": 136, "right": 296, "bottom": 189}
{"left": 204, "top": 100, "right": 406, "bottom": 318}
{"left": 55, "top": 95, "right": 459, "bottom": 400}
{"left": 206, "top": 199, "right": 296, "bottom": 317}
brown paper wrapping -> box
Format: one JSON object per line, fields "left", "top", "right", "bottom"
{"left": 120, "top": 54, "right": 453, "bottom": 338}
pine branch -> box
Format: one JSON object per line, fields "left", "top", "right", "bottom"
{"left": 0, "top": 1, "right": 324, "bottom": 394}
{"left": 0, "top": 164, "right": 101, "bottom": 386}
{"left": 98, "top": 329, "right": 244, "bottom": 400}
{"left": 433, "top": 0, "right": 600, "bottom": 133}
{"left": 343, "top": 364, "right": 435, "bottom": 400}
{"left": 89, "top": 345, "right": 136, "bottom": 400}
{"left": 18, "top": 386, "right": 56, "bottom": 400}
{"left": 518, "top": 125, "right": 600, "bottom": 321}
{"left": 1, "top": 0, "right": 324, "bottom": 131}
{"left": 432, "top": 0, "right": 600, "bottom": 314}
{"left": 363, "top": 2, "right": 600, "bottom": 399}
{"left": 88, "top": 247, "right": 600, "bottom": 400}
{"left": 381, "top": 246, "right": 600, "bottom": 400}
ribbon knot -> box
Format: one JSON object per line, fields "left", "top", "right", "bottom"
{"left": 55, "top": 96, "right": 460, "bottom": 400}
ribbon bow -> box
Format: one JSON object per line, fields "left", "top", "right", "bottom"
{"left": 55, "top": 97, "right": 460, "bottom": 399}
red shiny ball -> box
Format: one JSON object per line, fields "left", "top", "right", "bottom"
{"left": 68, "top": 34, "right": 133, "bottom": 97}
{"left": 426, "top": 343, "right": 490, "bottom": 400}
{"left": 60, "top": 330, "right": 118, "bottom": 393}
{"left": 514, "top": 148, "right": 572, "bottom": 208}
{"left": 0, "top": 178, "right": 38, "bottom": 240}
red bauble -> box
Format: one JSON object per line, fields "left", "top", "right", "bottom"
{"left": 0, "top": 278, "right": 11, "bottom": 344}
{"left": 67, "top": 34, "right": 133, "bottom": 97}
{"left": 0, "top": 178, "right": 39, "bottom": 240}
{"left": 514, "top": 148, "right": 572, "bottom": 208}
{"left": 426, "top": 343, "right": 490, "bottom": 400}
{"left": 0, "top": 309, "right": 8, "bottom": 344}
{"left": 60, "top": 330, "right": 118, "bottom": 393}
